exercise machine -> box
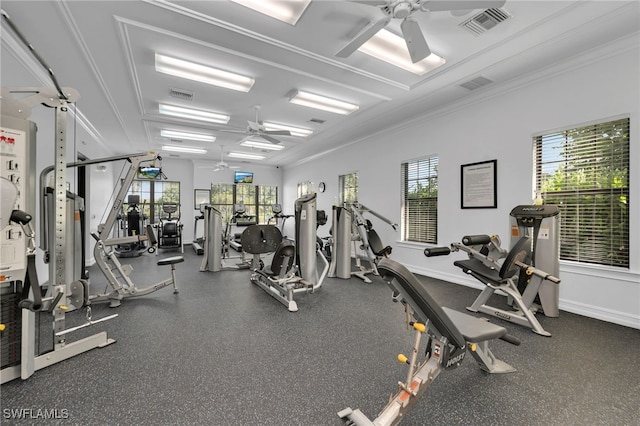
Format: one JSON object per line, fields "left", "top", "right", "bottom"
{"left": 338, "top": 257, "right": 520, "bottom": 425}
{"left": 192, "top": 204, "right": 206, "bottom": 255}
{"left": 244, "top": 193, "right": 329, "bottom": 312}
{"left": 268, "top": 203, "right": 293, "bottom": 239}
{"left": 328, "top": 202, "right": 397, "bottom": 283}
{"left": 1, "top": 80, "right": 115, "bottom": 383}
{"left": 115, "top": 195, "right": 152, "bottom": 257}
{"left": 228, "top": 203, "right": 256, "bottom": 252}
{"left": 510, "top": 205, "right": 560, "bottom": 317}
{"left": 87, "top": 153, "right": 183, "bottom": 307}
{"left": 156, "top": 203, "right": 183, "bottom": 253}
{"left": 425, "top": 234, "right": 560, "bottom": 336}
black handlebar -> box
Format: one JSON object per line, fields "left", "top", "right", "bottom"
{"left": 424, "top": 247, "right": 451, "bottom": 257}
{"left": 461, "top": 235, "right": 491, "bottom": 246}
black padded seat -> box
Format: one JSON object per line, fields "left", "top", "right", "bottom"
{"left": 157, "top": 256, "right": 184, "bottom": 266}
{"left": 454, "top": 258, "right": 503, "bottom": 283}
{"left": 441, "top": 307, "right": 506, "bottom": 342}
{"left": 263, "top": 240, "right": 295, "bottom": 277}
{"left": 377, "top": 258, "right": 466, "bottom": 350}
{"left": 368, "top": 229, "right": 392, "bottom": 257}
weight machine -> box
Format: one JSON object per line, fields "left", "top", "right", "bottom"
{"left": 328, "top": 202, "right": 397, "bottom": 283}
{"left": 244, "top": 193, "right": 329, "bottom": 312}
{"left": 338, "top": 257, "right": 519, "bottom": 425}
{"left": 425, "top": 233, "right": 560, "bottom": 336}
{"left": 1, "top": 83, "right": 116, "bottom": 383}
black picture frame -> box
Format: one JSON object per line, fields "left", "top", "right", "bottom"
{"left": 461, "top": 159, "right": 497, "bottom": 209}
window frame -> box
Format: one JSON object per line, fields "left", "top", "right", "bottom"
{"left": 533, "top": 116, "right": 630, "bottom": 268}
{"left": 401, "top": 155, "right": 438, "bottom": 245}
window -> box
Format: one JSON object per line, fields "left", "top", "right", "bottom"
{"left": 125, "top": 180, "right": 180, "bottom": 223}
{"left": 211, "top": 183, "right": 277, "bottom": 224}
{"left": 297, "top": 181, "right": 313, "bottom": 198}
{"left": 401, "top": 156, "right": 438, "bottom": 244}
{"left": 339, "top": 172, "right": 358, "bottom": 205}
{"left": 533, "top": 117, "right": 629, "bottom": 268}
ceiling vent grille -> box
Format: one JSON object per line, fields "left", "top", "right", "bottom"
{"left": 459, "top": 76, "right": 493, "bottom": 91}
{"left": 169, "top": 88, "right": 194, "bottom": 101}
{"left": 169, "top": 138, "right": 183, "bottom": 143}
{"left": 460, "top": 8, "right": 511, "bottom": 36}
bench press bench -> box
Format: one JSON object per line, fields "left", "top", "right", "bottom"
{"left": 338, "top": 257, "right": 519, "bottom": 426}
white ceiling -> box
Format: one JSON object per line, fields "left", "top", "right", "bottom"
{"left": 1, "top": 1, "right": 638, "bottom": 167}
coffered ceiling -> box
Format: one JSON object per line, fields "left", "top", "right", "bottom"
{"left": 1, "top": 1, "right": 638, "bottom": 167}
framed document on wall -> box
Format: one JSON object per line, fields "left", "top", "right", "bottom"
{"left": 461, "top": 159, "right": 497, "bottom": 209}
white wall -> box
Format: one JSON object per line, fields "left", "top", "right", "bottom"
{"left": 283, "top": 35, "right": 640, "bottom": 329}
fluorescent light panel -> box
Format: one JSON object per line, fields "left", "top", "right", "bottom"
{"left": 289, "top": 90, "right": 359, "bottom": 115}
{"left": 160, "top": 129, "right": 215, "bottom": 142}
{"left": 162, "top": 145, "right": 207, "bottom": 154}
{"left": 228, "top": 151, "right": 266, "bottom": 160}
{"left": 241, "top": 139, "right": 285, "bottom": 151}
{"left": 159, "top": 104, "right": 230, "bottom": 124}
{"left": 262, "top": 121, "right": 313, "bottom": 137}
{"left": 230, "top": 0, "right": 311, "bottom": 25}
{"left": 155, "top": 53, "right": 255, "bottom": 92}
{"left": 358, "top": 29, "right": 446, "bottom": 75}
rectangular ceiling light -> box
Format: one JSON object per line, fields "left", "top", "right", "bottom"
{"left": 241, "top": 139, "right": 285, "bottom": 151}
{"left": 262, "top": 121, "right": 313, "bottom": 137}
{"left": 160, "top": 129, "right": 216, "bottom": 142}
{"left": 162, "top": 145, "right": 207, "bottom": 154}
{"left": 358, "top": 29, "right": 446, "bottom": 75}
{"left": 289, "top": 90, "right": 359, "bottom": 115}
{"left": 228, "top": 151, "right": 266, "bottom": 160}
{"left": 159, "top": 104, "right": 230, "bottom": 124}
{"left": 155, "top": 53, "right": 255, "bottom": 92}
{"left": 230, "top": 0, "right": 311, "bottom": 25}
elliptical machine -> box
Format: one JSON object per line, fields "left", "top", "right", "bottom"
{"left": 115, "top": 195, "right": 152, "bottom": 257}
{"left": 156, "top": 203, "right": 183, "bottom": 253}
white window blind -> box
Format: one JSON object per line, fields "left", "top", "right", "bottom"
{"left": 402, "top": 156, "right": 438, "bottom": 244}
{"left": 533, "top": 117, "right": 629, "bottom": 268}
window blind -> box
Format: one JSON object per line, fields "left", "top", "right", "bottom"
{"left": 533, "top": 117, "right": 629, "bottom": 268}
{"left": 402, "top": 156, "right": 438, "bottom": 244}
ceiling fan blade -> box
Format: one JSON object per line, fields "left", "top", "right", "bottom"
{"left": 260, "top": 134, "right": 282, "bottom": 144}
{"left": 336, "top": 17, "right": 391, "bottom": 58}
{"left": 247, "top": 120, "right": 261, "bottom": 131}
{"left": 422, "top": 0, "right": 505, "bottom": 12}
{"left": 401, "top": 18, "right": 431, "bottom": 63}
{"left": 264, "top": 130, "right": 291, "bottom": 136}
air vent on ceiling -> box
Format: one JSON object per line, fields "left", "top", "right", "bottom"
{"left": 169, "top": 154, "right": 180, "bottom": 157}
{"left": 460, "top": 8, "right": 511, "bottom": 36}
{"left": 309, "top": 118, "right": 325, "bottom": 124}
{"left": 459, "top": 76, "right": 493, "bottom": 91}
{"left": 169, "top": 138, "right": 183, "bottom": 143}
{"left": 169, "top": 88, "right": 194, "bottom": 101}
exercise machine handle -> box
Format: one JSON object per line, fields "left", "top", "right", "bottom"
{"left": 461, "top": 235, "right": 491, "bottom": 246}
{"left": 424, "top": 247, "right": 451, "bottom": 257}
{"left": 515, "top": 261, "right": 561, "bottom": 284}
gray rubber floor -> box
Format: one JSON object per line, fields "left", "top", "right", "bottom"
{"left": 1, "top": 247, "right": 639, "bottom": 425}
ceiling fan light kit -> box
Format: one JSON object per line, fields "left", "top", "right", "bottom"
{"left": 158, "top": 103, "right": 230, "bottom": 124}
{"left": 289, "top": 90, "right": 359, "bottom": 115}
{"left": 155, "top": 53, "right": 255, "bottom": 92}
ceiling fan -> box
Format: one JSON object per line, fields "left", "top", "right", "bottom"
{"left": 222, "top": 106, "right": 291, "bottom": 145}
{"left": 337, "top": 0, "right": 506, "bottom": 63}
{"left": 205, "top": 145, "right": 240, "bottom": 172}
